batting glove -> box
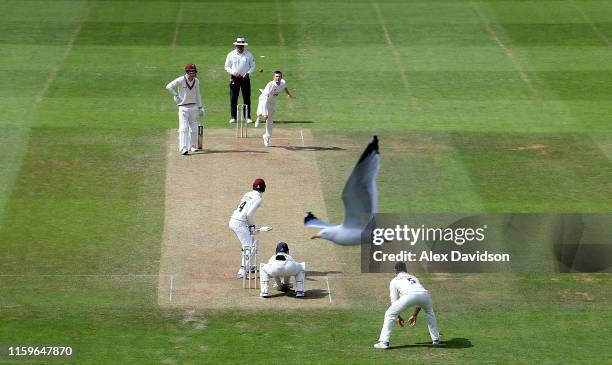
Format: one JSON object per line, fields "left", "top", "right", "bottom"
{"left": 173, "top": 95, "right": 182, "bottom": 104}
{"left": 198, "top": 106, "right": 205, "bottom": 117}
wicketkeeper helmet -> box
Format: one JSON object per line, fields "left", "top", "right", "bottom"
{"left": 276, "top": 242, "right": 289, "bottom": 254}
{"left": 253, "top": 178, "right": 266, "bottom": 192}
{"left": 185, "top": 64, "right": 198, "bottom": 73}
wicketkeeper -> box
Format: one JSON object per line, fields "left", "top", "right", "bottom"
{"left": 229, "top": 178, "right": 268, "bottom": 278}
{"left": 165, "top": 64, "right": 205, "bottom": 155}
{"left": 260, "top": 242, "right": 305, "bottom": 298}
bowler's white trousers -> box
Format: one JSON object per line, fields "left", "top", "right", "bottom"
{"left": 378, "top": 291, "right": 440, "bottom": 343}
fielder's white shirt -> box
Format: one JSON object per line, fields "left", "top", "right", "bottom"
{"left": 224, "top": 49, "right": 256, "bottom": 76}
{"left": 166, "top": 75, "right": 203, "bottom": 107}
{"left": 389, "top": 272, "right": 428, "bottom": 303}
{"left": 260, "top": 79, "right": 286, "bottom": 104}
{"left": 230, "top": 190, "right": 263, "bottom": 224}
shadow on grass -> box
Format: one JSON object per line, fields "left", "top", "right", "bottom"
{"left": 272, "top": 145, "right": 345, "bottom": 152}
{"left": 195, "top": 149, "right": 269, "bottom": 154}
{"left": 306, "top": 271, "right": 343, "bottom": 276}
{"left": 390, "top": 338, "right": 473, "bottom": 350}
{"left": 264, "top": 288, "right": 329, "bottom": 300}
{"left": 271, "top": 120, "right": 314, "bottom": 124}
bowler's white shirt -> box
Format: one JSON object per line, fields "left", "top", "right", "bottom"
{"left": 230, "top": 190, "right": 263, "bottom": 224}
{"left": 225, "top": 49, "right": 256, "bottom": 76}
{"left": 261, "top": 79, "right": 286, "bottom": 101}
{"left": 165, "top": 75, "right": 202, "bottom": 107}
{"left": 389, "top": 272, "right": 428, "bottom": 303}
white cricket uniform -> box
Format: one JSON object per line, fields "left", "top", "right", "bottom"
{"left": 258, "top": 79, "right": 287, "bottom": 146}
{"left": 224, "top": 50, "right": 256, "bottom": 76}
{"left": 378, "top": 272, "right": 440, "bottom": 344}
{"left": 228, "top": 190, "right": 263, "bottom": 248}
{"left": 260, "top": 252, "right": 305, "bottom": 295}
{"left": 166, "top": 75, "right": 203, "bottom": 152}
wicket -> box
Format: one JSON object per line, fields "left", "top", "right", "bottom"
{"left": 236, "top": 104, "right": 248, "bottom": 138}
{"left": 242, "top": 239, "right": 259, "bottom": 289}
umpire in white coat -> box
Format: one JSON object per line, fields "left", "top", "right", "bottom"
{"left": 374, "top": 262, "right": 441, "bottom": 349}
{"left": 260, "top": 242, "right": 305, "bottom": 298}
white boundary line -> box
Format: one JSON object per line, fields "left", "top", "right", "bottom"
{"left": 325, "top": 277, "right": 332, "bottom": 304}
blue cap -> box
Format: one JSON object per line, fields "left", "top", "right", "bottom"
{"left": 276, "top": 242, "right": 289, "bottom": 253}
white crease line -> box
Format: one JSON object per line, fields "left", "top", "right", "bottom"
{"left": 0, "top": 274, "right": 172, "bottom": 277}
{"left": 276, "top": 0, "right": 285, "bottom": 46}
{"left": 171, "top": 4, "right": 183, "bottom": 56}
{"left": 169, "top": 275, "right": 175, "bottom": 302}
{"left": 371, "top": 1, "right": 420, "bottom": 111}
{"left": 300, "top": 129, "right": 305, "bottom": 147}
{"left": 36, "top": 0, "right": 95, "bottom": 104}
{"left": 571, "top": 1, "right": 611, "bottom": 46}
{"left": 470, "top": 1, "right": 539, "bottom": 99}
{"left": 325, "top": 277, "right": 332, "bottom": 304}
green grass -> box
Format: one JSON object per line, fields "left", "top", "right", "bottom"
{"left": 1, "top": 0, "right": 611, "bottom": 364}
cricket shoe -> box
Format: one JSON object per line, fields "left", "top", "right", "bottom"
{"left": 295, "top": 291, "right": 305, "bottom": 298}
{"left": 180, "top": 148, "right": 189, "bottom": 155}
{"left": 247, "top": 118, "right": 253, "bottom": 124}
{"left": 373, "top": 342, "right": 389, "bottom": 349}
{"left": 260, "top": 291, "right": 269, "bottom": 298}
{"left": 263, "top": 136, "right": 270, "bottom": 147}
{"left": 254, "top": 118, "right": 260, "bottom": 128}
{"left": 229, "top": 118, "right": 236, "bottom": 124}
{"left": 432, "top": 340, "right": 441, "bottom": 346}
{"left": 190, "top": 147, "right": 199, "bottom": 152}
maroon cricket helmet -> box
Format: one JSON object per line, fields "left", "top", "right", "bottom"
{"left": 252, "top": 178, "right": 266, "bottom": 192}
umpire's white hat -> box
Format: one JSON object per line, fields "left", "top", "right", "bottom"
{"left": 233, "top": 37, "right": 248, "bottom": 46}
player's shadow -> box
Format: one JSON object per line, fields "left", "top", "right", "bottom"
{"left": 195, "top": 149, "right": 269, "bottom": 154}
{"left": 390, "top": 338, "right": 473, "bottom": 350}
{"left": 265, "top": 288, "right": 329, "bottom": 300}
{"left": 305, "top": 271, "right": 343, "bottom": 277}
{"left": 272, "top": 146, "right": 344, "bottom": 152}
{"left": 271, "top": 120, "right": 314, "bottom": 124}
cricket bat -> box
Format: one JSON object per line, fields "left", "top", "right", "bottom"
{"left": 197, "top": 115, "right": 203, "bottom": 149}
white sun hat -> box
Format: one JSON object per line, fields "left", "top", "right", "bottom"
{"left": 233, "top": 37, "right": 248, "bottom": 46}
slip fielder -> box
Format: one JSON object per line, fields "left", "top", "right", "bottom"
{"left": 374, "top": 262, "right": 441, "bottom": 349}
{"left": 255, "top": 70, "right": 296, "bottom": 147}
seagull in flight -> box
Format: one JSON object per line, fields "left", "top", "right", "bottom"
{"left": 304, "top": 136, "right": 380, "bottom": 245}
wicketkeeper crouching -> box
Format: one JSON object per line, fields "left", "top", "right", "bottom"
{"left": 260, "top": 242, "right": 306, "bottom": 298}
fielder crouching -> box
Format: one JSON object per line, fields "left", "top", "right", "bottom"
{"left": 260, "top": 242, "right": 305, "bottom": 298}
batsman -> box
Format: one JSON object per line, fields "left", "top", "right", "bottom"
{"left": 229, "top": 179, "right": 271, "bottom": 279}
{"left": 165, "top": 64, "right": 205, "bottom": 155}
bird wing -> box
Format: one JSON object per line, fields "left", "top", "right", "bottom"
{"left": 304, "top": 212, "right": 335, "bottom": 228}
{"left": 341, "top": 136, "right": 380, "bottom": 229}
